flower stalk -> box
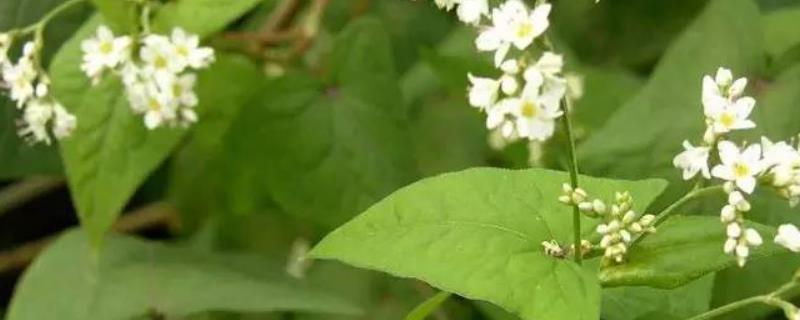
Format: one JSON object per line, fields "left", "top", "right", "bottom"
{"left": 560, "top": 98, "right": 582, "bottom": 264}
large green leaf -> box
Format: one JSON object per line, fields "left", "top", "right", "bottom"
{"left": 311, "top": 167, "right": 668, "bottom": 320}
{"left": 6, "top": 230, "right": 360, "bottom": 320}
{"left": 168, "top": 54, "right": 263, "bottom": 230}
{"left": 152, "top": 0, "right": 262, "bottom": 37}
{"left": 218, "top": 17, "right": 418, "bottom": 229}
{"left": 578, "top": 0, "right": 763, "bottom": 180}
{"left": 0, "top": 0, "right": 90, "bottom": 178}
{"left": 600, "top": 216, "right": 780, "bottom": 288}
{"left": 602, "top": 275, "right": 714, "bottom": 320}
{"left": 753, "top": 64, "right": 800, "bottom": 139}
{"left": 89, "top": 0, "right": 136, "bottom": 32}
{"left": 49, "top": 11, "right": 258, "bottom": 247}
{"left": 763, "top": 7, "right": 800, "bottom": 58}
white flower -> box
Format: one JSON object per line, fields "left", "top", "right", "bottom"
{"left": 142, "top": 88, "right": 177, "bottom": 129}
{"left": 80, "top": 25, "right": 131, "bottom": 82}
{"left": 169, "top": 28, "right": 214, "bottom": 70}
{"left": 761, "top": 137, "right": 800, "bottom": 169}
{"left": 775, "top": 224, "right": 800, "bottom": 252}
{"left": 510, "top": 84, "right": 563, "bottom": 141}
{"left": 711, "top": 141, "right": 764, "bottom": 193}
{"left": 486, "top": 98, "right": 514, "bottom": 137}
{"left": 705, "top": 96, "right": 756, "bottom": 134}
{"left": 163, "top": 73, "right": 198, "bottom": 107}
{"left": 702, "top": 67, "right": 747, "bottom": 106}
{"left": 475, "top": 1, "right": 551, "bottom": 66}
{"left": 3, "top": 58, "right": 37, "bottom": 107}
{"left": 467, "top": 73, "right": 499, "bottom": 110}
{"left": 673, "top": 141, "right": 711, "bottom": 180}
{"left": 52, "top": 103, "right": 76, "bottom": 139}
{"left": 499, "top": 74, "right": 518, "bottom": 95}
{"left": 140, "top": 34, "right": 183, "bottom": 84}
{"left": 434, "top": 0, "right": 458, "bottom": 11}
{"left": 18, "top": 99, "right": 54, "bottom": 144}
{"left": 456, "top": 0, "right": 489, "bottom": 25}
{"left": 523, "top": 52, "right": 563, "bottom": 87}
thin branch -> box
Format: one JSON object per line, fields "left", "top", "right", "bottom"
{"left": 0, "top": 177, "right": 64, "bottom": 216}
{"left": 0, "top": 202, "right": 179, "bottom": 274}
{"left": 260, "top": 0, "right": 302, "bottom": 34}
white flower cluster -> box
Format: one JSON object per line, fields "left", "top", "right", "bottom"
{"left": 0, "top": 34, "right": 76, "bottom": 144}
{"left": 436, "top": 0, "right": 569, "bottom": 145}
{"left": 559, "top": 184, "right": 655, "bottom": 264}
{"left": 80, "top": 26, "right": 214, "bottom": 129}
{"left": 673, "top": 67, "right": 800, "bottom": 265}
{"left": 433, "top": 0, "right": 489, "bottom": 25}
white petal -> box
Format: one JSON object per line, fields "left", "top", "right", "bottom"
{"left": 736, "top": 176, "right": 757, "bottom": 194}
{"left": 717, "top": 141, "right": 740, "bottom": 165}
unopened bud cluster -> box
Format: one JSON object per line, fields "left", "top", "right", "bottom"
{"left": 558, "top": 185, "right": 655, "bottom": 264}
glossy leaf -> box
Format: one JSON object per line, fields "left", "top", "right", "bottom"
{"left": 311, "top": 167, "right": 668, "bottom": 320}
{"left": 600, "top": 216, "right": 780, "bottom": 288}
{"left": 7, "top": 230, "right": 360, "bottom": 320}
{"left": 602, "top": 275, "right": 713, "bottom": 320}
{"left": 89, "top": 0, "right": 136, "bottom": 32}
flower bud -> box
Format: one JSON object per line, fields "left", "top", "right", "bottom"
{"left": 592, "top": 199, "right": 607, "bottom": 214}
{"left": 638, "top": 214, "right": 655, "bottom": 227}
{"left": 622, "top": 211, "right": 636, "bottom": 224}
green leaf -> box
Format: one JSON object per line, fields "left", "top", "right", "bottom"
{"left": 578, "top": 0, "right": 762, "bottom": 180}
{"left": 763, "top": 7, "right": 800, "bottom": 57}
{"left": 89, "top": 0, "right": 136, "bottom": 32}
{"left": 311, "top": 167, "right": 668, "bottom": 320}
{"left": 6, "top": 229, "right": 360, "bottom": 320}
{"left": 602, "top": 275, "right": 713, "bottom": 320}
{"left": 599, "top": 215, "right": 780, "bottom": 288}
{"left": 49, "top": 15, "right": 258, "bottom": 247}
{"left": 168, "top": 54, "right": 263, "bottom": 230}
{"left": 152, "top": 0, "right": 262, "bottom": 38}
{"left": 218, "top": 17, "right": 418, "bottom": 228}
{"left": 753, "top": 64, "right": 800, "bottom": 139}
{"left": 49, "top": 16, "right": 184, "bottom": 247}
{"left": 404, "top": 291, "right": 452, "bottom": 320}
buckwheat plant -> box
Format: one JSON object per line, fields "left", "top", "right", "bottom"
{"left": 80, "top": 11, "right": 214, "bottom": 129}
{"left": 0, "top": 5, "right": 78, "bottom": 144}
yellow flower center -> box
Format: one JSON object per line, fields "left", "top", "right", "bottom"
{"left": 176, "top": 45, "right": 189, "bottom": 57}
{"left": 720, "top": 112, "right": 736, "bottom": 127}
{"left": 521, "top": 101, "right": 538, "bottom": 118}
{"left": 99, "top": 41, "right": 113, "bottom": 54}
{"left": 154, "top": 55, "right": 168, "bottom": 69}
{"left": 148, "top": 98, "right": 161, "bottom": 111}
{"left": 516, "top": 22, "right": 534, "bottom": 39}
{"left": 734, "top": 162, "right": 750, "bottom": 178}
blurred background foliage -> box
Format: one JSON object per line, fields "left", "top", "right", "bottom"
{"left": 0, "top": 0, "right": 800, "bottom": 319}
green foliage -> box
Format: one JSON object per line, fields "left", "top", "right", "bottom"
{"left": 152, "top": 0, "right": 263, "bottom": 37}
{"left": 213, "top": 17, "right": 417, "bottom": 229}
{"left": 404, "top": 291, "right": 452, "bottom": 320}
{"left": 762, "top": 7, "right": 800, "bottom": 58}
{"left": 579, "top": 0, "right": 763, "bottom": 180}
{"left": 311, "top": 167, "right": 668, "bottom": 320}
{"left": 6, "top": 229, "right": 360, "bottom": 320}
{"left": 600, "top": 216, "right": 780, "bottom": 288}
{"left": 48, "top": 0, "right": 261, "bottom": 248}
{"left": 89, "top": 0, "right": 136, "bottom": 32}
{"left": 602, "top": 275, "right": 714, "bottom": 320}
{"left": 0, "top": 0, "right": 90, "bottom": 178}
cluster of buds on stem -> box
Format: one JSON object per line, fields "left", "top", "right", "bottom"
{"left": 558, "top": 185, "right": 655, "bottom": 264}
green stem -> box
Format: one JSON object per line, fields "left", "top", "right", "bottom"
{"left": 404, "top": 291, "right": 452, "bottom": 320}
{"left": 16, "top": 0, "right": 86, "bottom": 34}
{"left": 654, "top": 185, "right": 724, "bottom": 225}
{"left": 560, "top": 98, "right": 582, "bottom": 265}
{"left": 687, "top": 282, "right": 798, "bottom": 320}
{"left": 629, "top": 185, "right": 723, "bottom": 247}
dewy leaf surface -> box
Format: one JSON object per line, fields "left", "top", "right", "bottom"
{"left": 6, "top": 230, "right": 360, "bottom": 320}
{"left": 312, "top": 167, "right": 668, "bottom": 320}
{"left": 600, "top": 216, "right": 780, "bottom": 288}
